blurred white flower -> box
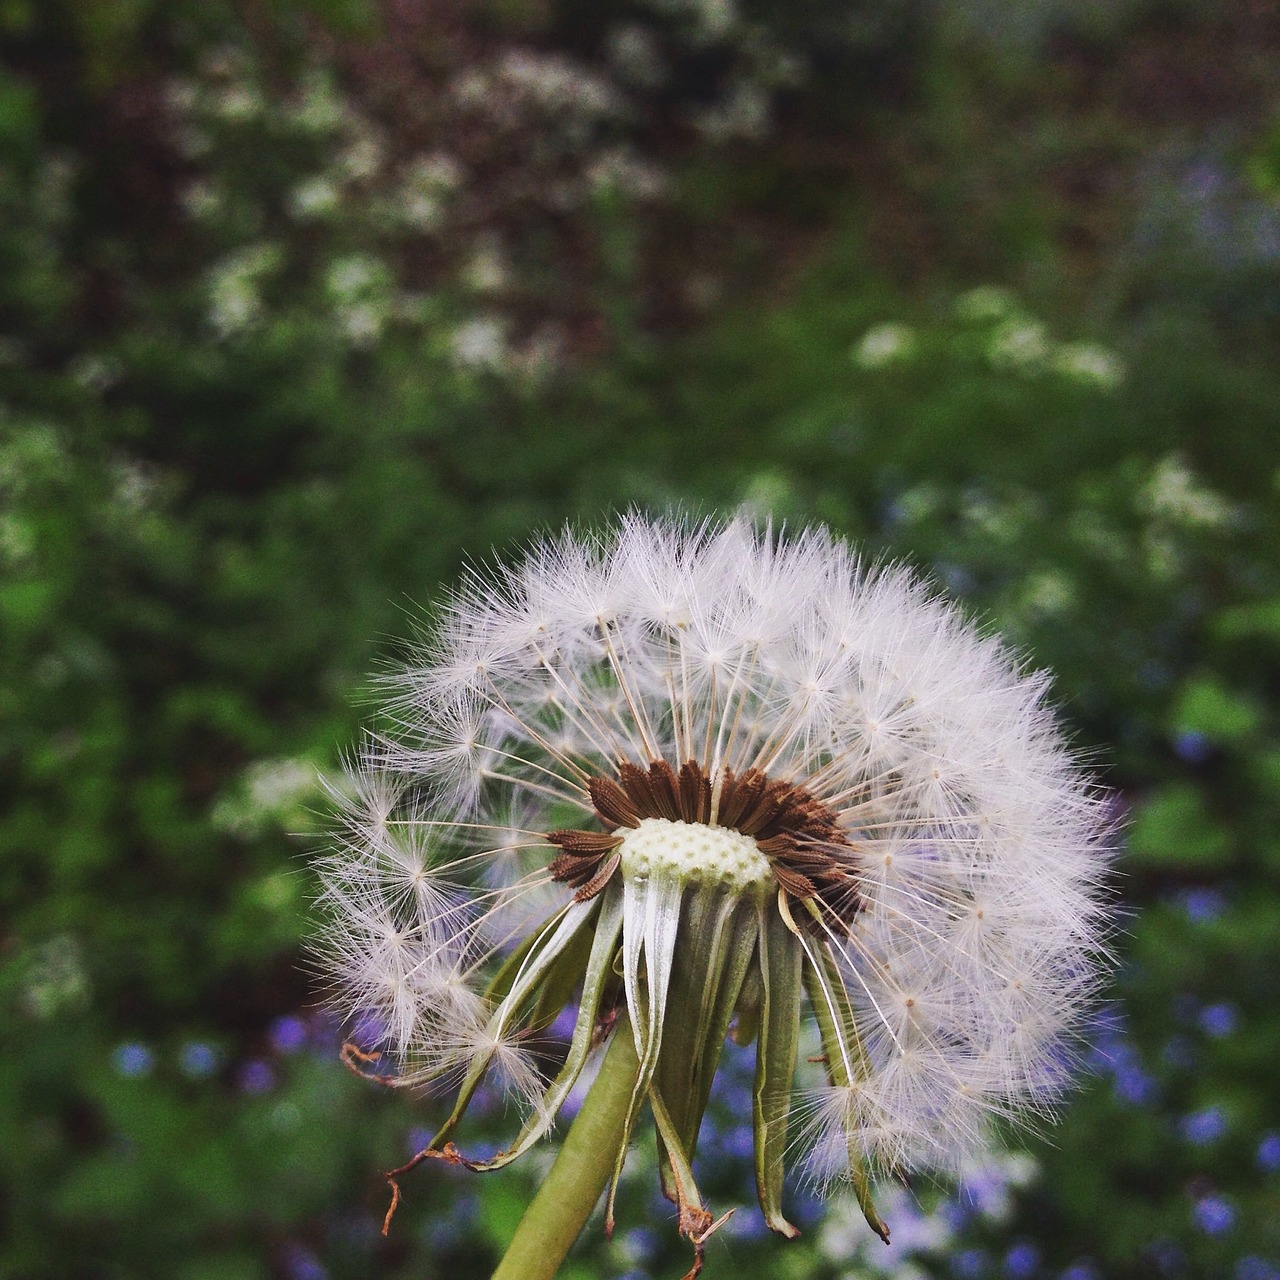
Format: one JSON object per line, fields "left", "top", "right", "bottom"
{"left": 1140, "top": 454, "right": 1234, "bottom": 529}
{"left": 694, "top": 81, "right": 771, "bottom": 142}
{"left": 213, "top": 757, "right": 320, "bottom": 838}
{"left": 449, "top": 316, "right": 508, "bottom": 372}
{"left": 315, "top": 514, "right": 1113, "bottom": 1253}
{"left": 339, "top": 128, "right": 386, "bottom": 182}
{"left": 495, "top": 50, "right": 620, "bottom": 118}
{"left": 290, "top": 176, "right": 341, "bottom": 220}
{"left": 20, "top": 935, "right": 89, "bottom": 1020}
{"left": 853, "top": 322, "right": 917, "bottom": 369}
{"left": 207, "top": 243, "right": 281, "bottom": 337}
{"left": 588, "top": 148, "right": 668, "bottom": 201}
{"left": 180, "top": 179, "right": 222, "bottom": 220}
{"left": 1054, "top": 342, "right": 1125, "bottom": 390}
{"left": 326, "top": 254, "right": 382, "bottom": 301}
{"left": 986, "top": 317, "right": 1050, "bottom": 372}
{"left": 607, "top": 24, "right": 669, "bottom": 90}
{"left": 211, "top": 83, "right": 262, "bottom": 123}
{"left": 463, "top": 238, "right": 512, "bottom": 295}
{"left": 394, "top": 153, "right": 462, "bottom": 232}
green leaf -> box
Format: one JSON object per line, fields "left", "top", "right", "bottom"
{"left": 1127, "top": 784, "right": 1232, "bottom": 871}
{"left": 1171, "top": 676, "right": 1261, "bottom": 743}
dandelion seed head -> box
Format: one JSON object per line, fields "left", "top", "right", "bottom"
{"left": 314, "top": 513, "right": 1114, "bottom": 1241}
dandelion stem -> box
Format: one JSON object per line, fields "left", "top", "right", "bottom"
{"left": 490, "top": 1014, "right": 641, "bottom": 1280}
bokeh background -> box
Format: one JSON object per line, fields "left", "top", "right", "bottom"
{"left": 3, "top": 2, "right": 1279, "bottom": 1278}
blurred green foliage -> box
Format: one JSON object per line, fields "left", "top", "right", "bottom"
{"left": 2, "top": 1, "right": 1278, "bottom": 1279}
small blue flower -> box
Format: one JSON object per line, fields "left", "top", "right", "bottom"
{"left": 549, "top": 1005, "right": 577, "bottom": 1040}
{"left": 1114, "top": 1064, "right": 1159, "bottom": 1106}
{"left": 422, "top": 1191, "right": 479, "bottom": 1247}
{"left": 281, "top": 1244, "right": 327, "bottom": 1280}
{"left": 622, "top": 1225, "right": 659, "bottom": 1261}
{"left": 1192, "top": 1194, "right": 1235, "bottom": 1235}
{"left": 405, "top": 1126, "right": 432, "bottom": 1157}
{"left": 952, "top": 1248, "right": 988, "bottom": 1278}
{"left": 112, "top": 1042, "right": 154, "bottom": 1078}
{"left": 1179, "top": 1105, "right": 1227, "bottom": 1146}
{"left": 723, "top": 1123, "right": 754, "bottom": 1160}
{"left": 178, "top": 1041, "right": 221, "bottom": 1079}
{"left": 270, "top": 1015, "right": 309, "bottom": 1055}
{"left": 1256, "top": 1132, "right": 1280, "bottom": 1173}
{"left": 1236, "top": 1257, "right": 1280, "bottom": 1280}
{"left": 724, "top": 1210, "right": 770, "bottom": 1241}
{"left": 238, "top": 1059, "right": 275, "bottom": 1094}
{"left": 1005, "top": 1241, "right": 1040, "bottom": 1277}
{"left": 1172, "top": 732, "right": 1212, "bottom": 765}
{"left": 1061, "top": 1262, "right": 1101, "bottom": 1280}
{"left": 789, "top": 1186, "right": 824, "bottom": 1229}
{"left": 1178, "top": 886, "right": 1223, "bottom": 921}
{"left": 351, "top": 1009, "right": 387, "bottom": 1047}
{"left": 1199, "top": 1003, "right": 1239, "bottom": 1038}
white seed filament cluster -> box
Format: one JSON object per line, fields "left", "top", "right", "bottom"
{"left": 617, "top": 816, "right": 774, "bottom": 895}
{"left": 315, "top": 513, "right": 1113, "bottom": 1196}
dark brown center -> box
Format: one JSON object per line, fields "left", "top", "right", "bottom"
{"left": 547, "top": 757, "right": 862, "bottom": 920}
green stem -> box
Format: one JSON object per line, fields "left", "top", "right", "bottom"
{"left": 490, "top": 1017, "right": 641, "bottom": 1280}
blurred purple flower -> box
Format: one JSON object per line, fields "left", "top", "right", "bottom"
{"left": 1061, "top": 1262, "right": 1101, "bottom": 1280}
{"left": 112, "top": 1042, "right": 154, "bottom": 1078}
{"left": 724, "top": 1209, "right": 769, "bottom": 1241}
{"left": 1179, "top": 1106, "right": 1227, "bottom": 1146}
{"left": 1192, "top": 1194, "right": 1235, "bottom": 1235}
{"left": 622, "top": 1225, "right": 658, "bottom": 1260}
{"left": 1257, "top": 1132, "right": 1280, "bottom": 1173}
{"left": 549, "top": 1005, "right": 577, "bottom": 1040}
{"left": 1178, "top": 887, "right": 1223, "bottom": 922}
{"left": 1236, "top": 1258, "right": 1280, "bottom": 1280}
{"left": 1114, "top": 1064, "right": 1160, "bottom": 1106}
{"left": 271, "top": 1015, "right": 309, "bottom": 1055}
{"left": 1198, "top": 1003, "right": 1239, "bottom": 1038}
{"left": 1172, "top": 732, "right": 1212, "bottom": 765}
{"left": 722, "top": 1123, "right": 754, "bottom": 1160}
{"left": 1005, "top": 1241, "right": 1040, "bottom": 1277}
{"left": 952, "top": 1249, "right": 988, "bottom": 1278}
{"left": 422, "top": 1194, "right": 479, "bottom": 1249}
{"left": 351, "top": 1009, "right": 387, "bottom": 1047}
{"left": 281, "top": 1244, "right": 327, "bottom": 1280}
{"left": 179, "top": 1041, "right": 221, "bottom": 1079}
{"left": 238, "top": 1059, "right": 275, "bottom": 1094}
{"left": 964, "top": 1163, "right": 1015, "bottom": 1217}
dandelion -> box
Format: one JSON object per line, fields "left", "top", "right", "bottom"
{"left": 314, "top": 514, "right": 1112, "bottom": 1279}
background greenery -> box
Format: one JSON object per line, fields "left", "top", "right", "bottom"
{"left": 2, "top": 1, "right": 1278, "bottom": 1278}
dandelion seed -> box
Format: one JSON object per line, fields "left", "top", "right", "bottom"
{"left": 313, "top": 513, "right": 1113, "bottom": 1266}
